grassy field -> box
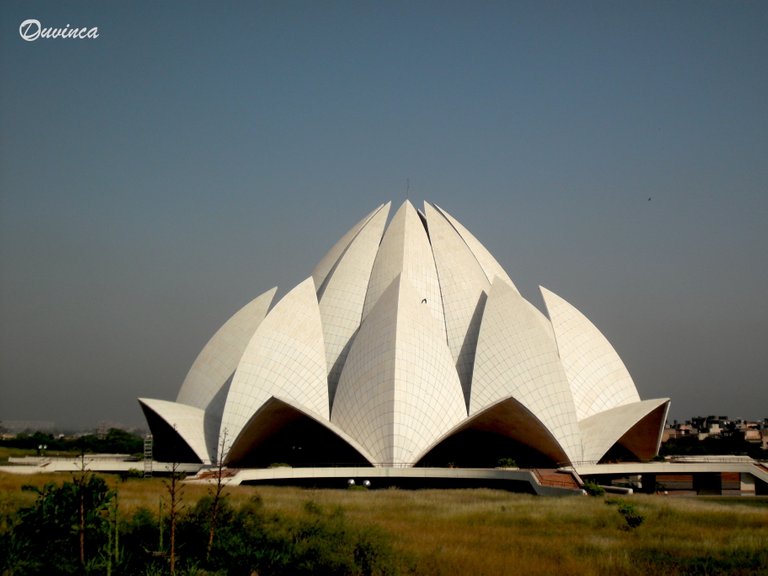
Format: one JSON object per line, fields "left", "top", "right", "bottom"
{"left": 2, "top": 471, "right": 767, "bottom": 575}
{"left": 0, "top": 446, "right": 80, "bottom": 464}
{"left": 0, "top": 447, "right": 34, "bottom": 464}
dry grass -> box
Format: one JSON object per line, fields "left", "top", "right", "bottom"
{"left": 0, "top": 446, "right": 80, "bottom": 463}
{"left": 2, "top": 472, "right": 767, "bottom": 575}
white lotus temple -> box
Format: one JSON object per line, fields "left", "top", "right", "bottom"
{"left": 139, "top": 201, "right": 670, "bottom": 470}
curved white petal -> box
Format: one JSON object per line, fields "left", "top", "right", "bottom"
{"left": 319, "top": 203, "right": 390, "bottom": 404}
{"left": 333, "top": 276, "right": 466, "bottom": 466}
{"left": 138, "top": 398, "right": 210, "bottom": 464}
{"left": 311, "top": 203, "right": 388, "bottom": 294}
{"left": 177, "top": 288, "right": 276, "bottom": 410}
{"left": 363, "top": 200, "right": 445, "bottom": 336}
{"left": 226, "top": 395, "right": 378, "bottom": 465}
{"left": 424, "top": 203, "right": 490, "bottom": 404}
{"left": 542, "top": 286, "right": 640, "bottom": 421}
{"left": 422, "top": 396, "right": 573, "bottom": 466}
{"left": 580, "top": 398, "right": 670, "bottom": 463}
{"left": 432, "top": 203, "right": 518, "bottom": 291}
{"left": 221, "top": 277, "right": 329, "bottom": 449}
{"left": 472, "top": 278, "right": 583, "bottom": 463}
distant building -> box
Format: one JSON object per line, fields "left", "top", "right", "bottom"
{"left": 664, "top": 416, "right": 767, "bottom": 448}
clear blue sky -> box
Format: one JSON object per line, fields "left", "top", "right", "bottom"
{"left": 1, "top": 1, "right": 766, "bottom": 429}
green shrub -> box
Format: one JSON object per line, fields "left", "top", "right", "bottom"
{"left": 617, "top": 501, "right": 644, "bottom": 529}
{"left": 169, "top": 495, "right": 399, "bottom": 575}
{"left": 120, "top": 506, "right": 162, "bottom": 574}
{"left": 119, "top": 468, "right": 144, "bottom": 481}
{"left": 11, "top": 476, "right": 115, "bottom": 574}
{"left": 582, "top": 481, "right": 605, "bottom": 497}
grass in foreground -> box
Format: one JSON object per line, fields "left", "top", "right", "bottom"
{"left": 1, "top": 472, "right": 767, "bottom": 575}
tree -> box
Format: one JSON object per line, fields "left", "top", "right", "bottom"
{"left": 207, "top": 428, "right": 230, "bottom": 561}
{"left": 105, "top": 491, "right": 121, "bottom": 576}
{"left": 72, "top": 452, "right": 89, "bottom": 568}
{"left": 164, "top": 460, "right": 185, "bottom": 575}
{"left": 14, "top": 476, "right": 114, "bottom": 574}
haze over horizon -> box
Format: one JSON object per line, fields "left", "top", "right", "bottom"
{"left": 1, "top": 2, "right": 767, "bottom": 430}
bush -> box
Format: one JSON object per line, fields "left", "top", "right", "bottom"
{"left": 119, "top": 468, "right": 144, "bottom": 481}
{"left": 11, "top": 476, "right": 115, "bottom": 574}
{"left": 120, "top": 506, "right": 163, "bottom": 574}
{"left": 617, "top": 501, "right": 644, "bottom": 529}
{"left": 3, "top": 480, "right": 402, "bottom": 575}
{"left": 172, "top": 496, "right": 399, "bottom": 575}
{"left": 582, "top": 481, "right": 605, "bottom": 497}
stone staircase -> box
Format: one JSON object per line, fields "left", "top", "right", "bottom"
{"left": 533, "top": 468, "right": 582, "bottom": 490}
